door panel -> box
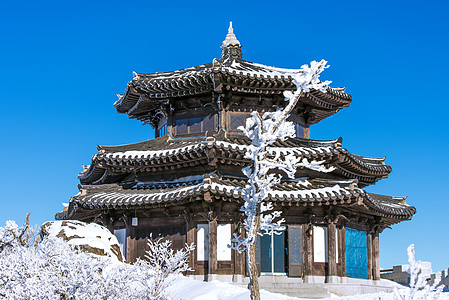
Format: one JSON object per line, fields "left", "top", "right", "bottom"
{"left": 288, "top": 226, "right": 302, "bottom": 277}
{"left": 345, "top": 228, "right": 368, "bottom": 279}
{"left": 260, "top": 234, "right": 272, "bottom": 272}
{"left": 260, "top": 231, "right": 287, "bottom": 274}
{"left": 273, "top": 231, "right": 285, "bottom": 273}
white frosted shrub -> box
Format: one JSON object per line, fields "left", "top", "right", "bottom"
{"left": 0, "top": 218, "right": 194, "bottom": 300}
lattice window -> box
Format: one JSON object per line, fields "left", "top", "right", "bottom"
{"left": 230, "top": 114, "right": 247, "bottom": 131}
{"left": 175, "top": 115, "right": 216, "bottom": 135}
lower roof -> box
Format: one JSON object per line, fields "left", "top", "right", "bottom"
{"left": 60, "top": 173, "right": 415, "bottom": 224}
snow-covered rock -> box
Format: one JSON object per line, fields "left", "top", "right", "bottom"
{"left": 41, "top": 220, "right": 123, "bottom": 261}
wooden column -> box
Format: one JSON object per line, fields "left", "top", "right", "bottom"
{"left": 208, "top": 217, "right": 218, "bottom": 276}
{"left": 372, "top": 232, "right": 380, "bottom": 280}
{"left": 303, "top": 225, "right": 313, "bottom": 281}
{"left": 367, "top": 233, "right": 372, "bottom": 280}
{"left": 304, "top": 127, "right": 310, "bottom": 139}
{"left": 233, "top": 224, "right": 245, "bottom": 275}
{"left": 219, "top": 94, "right": 226, "bottom": 130}
{"left": 126, "top": 226, "right": 136, "bottom": 263}
{"left": 186, "top": 219, "right": 196, "bottom": 274}
{"left": 340, "top": 227, "right": 346, "bottom": 277}
{"left": 327, "top": 222, "right": 337, "bottom": 281}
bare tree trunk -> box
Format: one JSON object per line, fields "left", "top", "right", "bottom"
{"left": 248, "top": 214, "right": 261, "bottom": 300}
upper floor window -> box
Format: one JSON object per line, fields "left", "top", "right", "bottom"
{"left": 230, "top": 113, "right": 305, "bottom": 138}
{"left": 175, "top": 115, "right": 215, "bottom": 135}
{"left": 230, "top": 113, "right": 250, "bottom": 132}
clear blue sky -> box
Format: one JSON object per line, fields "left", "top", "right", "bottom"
{"left": 1, "top": 0, "right": 448, "bottom": 271}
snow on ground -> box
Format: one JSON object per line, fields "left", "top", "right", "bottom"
{"left": 165, "top": 276, "right": 449, "bottom": 300}
{"left": 165, "top": 276, "right": 304, "bottom": 300}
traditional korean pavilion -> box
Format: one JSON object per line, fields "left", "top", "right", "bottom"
{"left": 57, "top": 24, "right": 415, "bottom": 296}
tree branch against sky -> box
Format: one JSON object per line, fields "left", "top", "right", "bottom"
{"left": 230, "top": 59, "right": 333, "bottom": 300}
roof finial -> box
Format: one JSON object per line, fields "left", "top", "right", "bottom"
{"left": 222, "top": 21, "right": 240, "bottom": 47}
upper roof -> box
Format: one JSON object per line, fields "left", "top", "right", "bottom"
{"left": 78, "top": 129, "right": 391, "bottom": 187}
{"left": 114, "top": 23, "right": 352, "bottom": 127}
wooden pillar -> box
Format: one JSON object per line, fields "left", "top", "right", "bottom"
{"left": 219, "top": 94, "right": 226, "bottom": 130}
{"left": 303, "top": 225, "right": 313, "bottom": 281}
{"left": 367, "top": 233, "right": 372, "bottom": 280}
{"left": 186, "top": 219, "right": 196, "bottom": 274}
{"left": 327, "top": 222, "right": 337, "bottom": 282}
{"left": 233, "top": 224, "right": 245, "bottom": 276}
{"left": 304, "top": 127, "right": 310, "bottom": 139}
{"left": 208, "top": 217, "right": 218, "bottom": 276}
{"left": 126, "top": 226, "right": 136, "bottom": 263}
{"left": 372, "top": 232, "right": 380, "bottom": 280}
{"left": 340, "top": 227, "right": 346, "bottom": 277}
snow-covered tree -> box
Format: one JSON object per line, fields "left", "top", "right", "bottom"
{"left": 394, "top": 244, "right": 443, "bottom": 300}
{"left": 143, "top": 236, "right": 195, "bottom": 299}
{"left": 0, "top": 217, "right": 195, "bottom": 300}
{"left": 229, "top": 60, "right": 333, "bottom": 300}
{"left": 0, "top": 213, "right": 38, "bottom": 252}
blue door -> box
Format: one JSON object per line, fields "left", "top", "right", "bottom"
{"left": 260, "top": 231, "right": 286, "bottom": 273}
{"left": 345, "top": 228, "right": 368, "bottom": 279}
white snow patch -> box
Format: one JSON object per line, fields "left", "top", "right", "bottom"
{"left": 43, "top": 220, "right": 122, "bottom": 261}
{"left": 165, "top": 276, "right": 305, "bottom": 300}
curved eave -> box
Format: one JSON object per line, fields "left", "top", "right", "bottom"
{"left": 78, "top": 132, "right": 391, "bottom": 186}
{"left": 363, "top": 193, "right": 416, "bottom": 221}
{"left": 114, "top": 58, "right": 352, "bottom": 125}
{"left": 78, "top": 159, "right": 107, "bottom": 184}
{"left": 63, "top": 177, "right": 413, "bottom": 222}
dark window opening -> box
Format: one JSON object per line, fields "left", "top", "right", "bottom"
{"left": 175, "top": 115, "right": 216, "bottom": 135}
{"left": 189, "top": 117, "right": 202, "bottom": 133}
{"left": 203, "top": 115, "right": 215, "bottom": 132}
{"left": 176, "top": 119, "right": 188, "bottom": 135}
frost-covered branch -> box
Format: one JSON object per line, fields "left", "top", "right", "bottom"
{"left": 0, "top": 213, "right": 39, "bottom": 254}
{"left": 230, "top": 60, "right": 331, "bottom": 300}
{"left": 394, "top": 244, "right": 444, "bottom": 300}
{"left": 144, "top": 236, "right": 195, "bottom": 299}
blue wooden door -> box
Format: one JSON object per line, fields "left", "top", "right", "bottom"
{"left": 345, "top": 228, "right": 368, "bottom": 279}
{"left": 260, "top": 231, "right": 285, "bottom": 273}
